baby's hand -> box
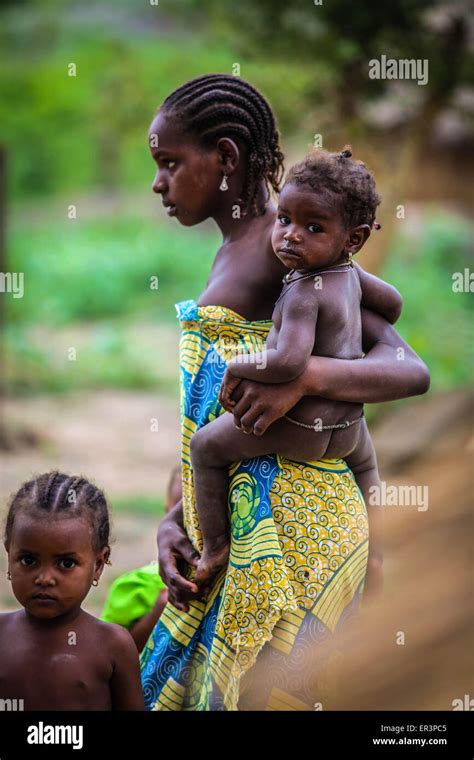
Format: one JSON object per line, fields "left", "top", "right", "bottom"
{"left": 218, "top": 368, "right": 242, "bottom": 411}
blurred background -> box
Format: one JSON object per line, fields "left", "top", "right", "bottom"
{"left": 0, "top": 0, "right": 472, "bottom": 709}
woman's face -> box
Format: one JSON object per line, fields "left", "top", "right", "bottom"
{"left": 149, "top": 112, "right": 224, "bottom": 226}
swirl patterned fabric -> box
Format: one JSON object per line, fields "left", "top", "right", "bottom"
{"left": 140, "top": 299, "right": 369, "bottom": 710}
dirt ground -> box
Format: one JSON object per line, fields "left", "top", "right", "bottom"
{"left": 1, "top": 387, "right": 472, "bottom": 710}
{"left": 1, "top": 389, "right": 181, "bottom": 614}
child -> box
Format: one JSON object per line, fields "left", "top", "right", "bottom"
{"left": 0, "top": 471, "right": 145, "bottom": 710}
{"left": 101, "top": 464, "right": 182, "bottom": 652}
{"left": 190, "top": 147, "right": 395, "bottom": 588}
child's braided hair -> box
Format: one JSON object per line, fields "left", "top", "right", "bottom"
{"left": 4, "top": 471, "right": 111, "bottom": 559}
{"left": 286, "top": 146, "right": 382, "bottom": 230}
{"left": 159, "top": 74, "right": 285, "bottom": 216}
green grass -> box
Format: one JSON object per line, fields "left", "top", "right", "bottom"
{"left": 6, "top": 214, "right": 218, "bottom": 325}
{"left": 4, "top": 204, "right": 472, "bottom": 395}
{"left": 4, "top": 212, "right": 217, "bottom": 394}
{"left": 382, "top": 210, "right": 473, "bottom": 390}
{"left": 112, "top": 494, "right": 167, "bottom": 518}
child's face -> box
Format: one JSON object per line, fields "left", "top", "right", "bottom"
{"left": 7, "top": 512, "right": 107, "bottom": 621}
{"left": 149, "top": 112, "right": 224, "bottom": 226}
{"left": 272, "top": 183, "right": 350, "bottom": 272}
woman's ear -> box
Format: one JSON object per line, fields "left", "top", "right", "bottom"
{"left": 216, "top": 137, "right": 240, "bottom": 175}
{"left": 346, "top": 224, "right": 371, "bottom": 255}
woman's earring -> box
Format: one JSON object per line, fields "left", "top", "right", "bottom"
{"left": 219, "top": 174, "right": 228, "bottom": 191}
{"left": 6, "top": 570, "right": 11, "bottom": 581}
{"left": 92, "top": 579, "right": 99, "bottom": 587}
{"left": 346, "top": 251, "right": 353, "bottom": 266}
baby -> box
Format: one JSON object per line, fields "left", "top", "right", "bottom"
{"left": 0, "top": 471, "right": 144, "bottom": 710}
{"left": 190, "top": 147, "right": 398, "bottom": 588}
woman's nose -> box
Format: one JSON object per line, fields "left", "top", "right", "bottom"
{"left": 152, "top": 170, "right": 167, "bottom": 195}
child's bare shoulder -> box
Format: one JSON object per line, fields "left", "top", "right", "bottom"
{"left": 0, "top": 610, "right": 26, "bottom": 643}
{"left": 0, "top": 610, "right": 23, "bottom": 629}
{"left": 86, "top": 614, "right": 136, "bottom": 657}
{"left": 282, "top": 276, "right": 320, "bottom": 308}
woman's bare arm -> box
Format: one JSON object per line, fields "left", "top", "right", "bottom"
{"left": 226, "top": 308, "right": 430, "bottom": 434}
{"left": 300, "top": 307, "right": 430, "bottom": 403}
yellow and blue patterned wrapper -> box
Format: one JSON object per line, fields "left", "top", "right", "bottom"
{"left": 140, "top": 299, "right": 369, "bottom": 710}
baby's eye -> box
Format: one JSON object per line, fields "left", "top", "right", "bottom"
{"left": 278, "top": 215, "right": 290, "bottom": 225}
{"left": 164, "top": 159, "right": 176, "bottom": 169}
{"left": 59, "top": 558, "right": 77, "bottom": 570}
{"left": 20, "top": 555, "right": 36, "bottom": 567}
{"left": 308, "top": 223, "right": 322, "bottom": 233}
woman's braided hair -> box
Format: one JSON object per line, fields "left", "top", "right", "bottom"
{"left": 160, "top": 74, "right": 285, "bottom": 216}
{"left": 4, "top": 471, "right": 111, "bottom": 559}
{"left": 286, "top": 146, "right": 382, "bottom": 230}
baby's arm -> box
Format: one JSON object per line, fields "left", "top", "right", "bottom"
{"left": 225, "top": 292, "right": 319, "bottom": 383}
{"left": 109, "top": 624, "right": 145, "bottom": 710}
{"left": 345, "top": 419, "right": 384, "bottom": 598}
{"left": 355, "top": 263, "right": 403, "bottom": 325}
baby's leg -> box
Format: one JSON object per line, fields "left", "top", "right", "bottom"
{"left": 345, "top": 419, "right": 384, "bottom": 566}
{"left": 190, "top": 412, "right": 332, "bottom": 588}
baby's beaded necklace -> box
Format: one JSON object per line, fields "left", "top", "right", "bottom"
{"left": 275, "top": 261, "right": 353, "bottom": 306}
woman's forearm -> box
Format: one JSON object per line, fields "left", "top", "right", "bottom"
{"left": 300, "top": 310, "right": 430, "bottom": 404}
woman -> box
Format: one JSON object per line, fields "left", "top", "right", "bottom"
{"left": 140, "top": 74, "right": 430, "bottom": 711}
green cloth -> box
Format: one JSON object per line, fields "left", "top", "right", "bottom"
{"left": 101, "top": 562, "right": 166, "bottom": 628}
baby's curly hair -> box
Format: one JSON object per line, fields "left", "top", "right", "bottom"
{"left": 286, "top": 146, "right": 381, "bottom": 230}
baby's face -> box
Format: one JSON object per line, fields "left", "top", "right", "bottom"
{"left": 272, "top": 183, "right": 349, "bottom": 272}
{"left": 7, "top": 512, "right": 105, "bottom": 621}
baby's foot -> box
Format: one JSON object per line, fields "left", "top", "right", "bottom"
{"left": 195, "top": 539, "right": 230, "bottom": 593}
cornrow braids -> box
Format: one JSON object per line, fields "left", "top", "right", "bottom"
{"left": 160, "top": 74, "right": 284, "bottom": 216}
{"left": 4, "top": 471, "right": 111, "bottom": 559}
{"left": 286, "top": 145, "right": 382, "bottom": 230}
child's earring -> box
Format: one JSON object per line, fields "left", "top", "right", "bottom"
{"left": 92, "top": 579, "right": 99, "bottom": 587}
{"left": 346, "top": 251, "right": 353, "bottom": 267}
{"left": 219, "top": 173, "right": 228, "bottom": 191}
{"left": 6, "top": 570, "right": 11, "bottom": 581}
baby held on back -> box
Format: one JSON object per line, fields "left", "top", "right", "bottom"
{"left": 190, "top": 147, "right": 398, "bottom": 588}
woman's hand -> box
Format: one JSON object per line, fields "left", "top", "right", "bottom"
{"left": 157, "top": 500, "right": 201, "bottom": 612}
{"left": 228, "top": 374, "right": 306, "bottom": 435}
{"left": 218, "top": 368, "right": 242, "bottom": 412}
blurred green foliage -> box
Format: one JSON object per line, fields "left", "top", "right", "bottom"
{"left": 0, "top": 0, "right": 315, "bottom": 198}
{"left": 112, "top": 494, "right": 166, "bottom": 517}
{"left": 1, "top": 0, "right": 472, "bottom": 398}
{"left": 5, "top": 208, "right": 472, "bottom": 394}
{"left": 6, "top": 216, "right": 217, "bottom": 324}
{"left": 382, "top": 212, "right": 473, "bottom": 389}
{"left": 5, "top": 214, "right": 217, "bottom": 394}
